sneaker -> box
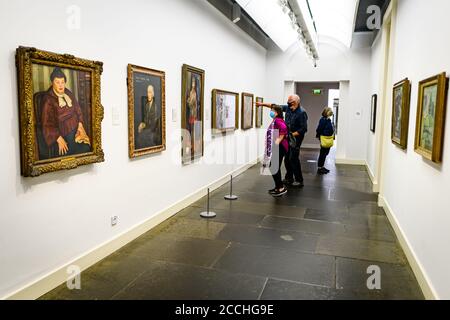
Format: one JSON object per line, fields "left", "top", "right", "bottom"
{"left": 283, "top": 179, "right": 294, "bottom": 185}
{"left": 292, "top": 181, "right": 304, "bottom": 188}
{"left": 322, "top": 168, "right": 330, "bottom": 173}
{"left": 268, "top": 188, "right": 277, "bottom": 194}
{"left": 272, "top": 188, "right": 288, "bottom": 197}
{"left": 317, "top": 168, "right": 328, "bottom": 175}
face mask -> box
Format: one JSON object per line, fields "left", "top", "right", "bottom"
{"left": 270, "top": 111, "right": 276, "bottom": 119}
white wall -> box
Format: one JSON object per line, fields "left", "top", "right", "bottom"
{"left": 266, "top": 38, "right": 372, "bottom": 161}
{"left": 0, "top": 0, "right": 269, "bottom": 298}
{"left": 370, "top": 0, "right": 450, "bottom": 299}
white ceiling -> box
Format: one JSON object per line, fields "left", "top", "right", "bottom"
{"left": 306, "top": 0, "right": 358, "bottom": 47}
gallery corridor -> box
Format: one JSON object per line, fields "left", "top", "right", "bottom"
{"left": 40, "top": 150, "right": 423, "bottom": 300}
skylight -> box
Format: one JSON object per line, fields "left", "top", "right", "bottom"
{"left": 306, "top": 0, "right": 358, "bottom": 47}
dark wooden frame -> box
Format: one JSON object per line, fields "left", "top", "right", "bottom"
{"left": 241, "top": 92, "right": 254, "bottom": 130}
{"left": 127, "top": 64, "right": 166, "bottom": 158}
{"left": 370, "top": 94, "right": 377, "bottom": 133}
{"left": 391, "top": 78, "right": 411, "bottom": 149}
{"left": 15, "top": 46, "right": 104, "bottom": 177}
{"left": 181, "top": 64, "right": 205, "bottom": 164}
{"left": 255, "top": 97, "right": 264, "bottom": 128}
{"left": 211, "top": 89, "right": 239, "bottom": 133}
{"left": 414, "top": 73, "right": 448, "bottom": 163}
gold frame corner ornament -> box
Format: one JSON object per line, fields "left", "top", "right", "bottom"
{"left": 16, "top": 46, "right": 104, "bottom": 177}
{"left": 127, "top": 64, "right": 166, "bottom": 158}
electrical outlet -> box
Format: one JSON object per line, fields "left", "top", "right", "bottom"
{"left": 111, "top": 216, "right": 118, "bottom": 226}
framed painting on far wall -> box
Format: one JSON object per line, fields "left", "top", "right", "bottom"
{"left": 414, "top": 72, "right": 448, "bottom": 163}
{"left": 127, "top": 64, "right": 166, "bottom": 158}
{"left": 181, "top": 64, "right": 204, "bottom": 165}
{"left": 370, "top": 94, "right": 377, "bottom": 133}
{"left": 241, "top": 92, "right": 254, "bottom": 130}
{"left": 212, "top": 89, "right": 239, "bottom": 133}
{"left": 255, "top": 97, "right": 264, "bottom": 128}
{"left": 392, "top": 78, "right": 411, "bottom": 149}
{"left": 15, "top": 46, "right": 104, "bottom": 177}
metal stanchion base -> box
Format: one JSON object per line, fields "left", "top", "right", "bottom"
{"left": 224, "top": 195, "right": 238, "bottom": 200}
{"left": 200, "top": 211, "right": 217, "bottom": 218}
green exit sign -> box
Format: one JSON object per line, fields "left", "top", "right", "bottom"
{"left": 313, "top": 89, "right": 322, "bottom": 95}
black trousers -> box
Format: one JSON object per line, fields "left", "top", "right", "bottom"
{"left": 285, "top": 136, "right": 304, "bottom": 183}
{"left": 318, "top": 147, "right": 331, "bottom": 167}
{"left": 272, "top": 145, "right": 287, "bottom": 189}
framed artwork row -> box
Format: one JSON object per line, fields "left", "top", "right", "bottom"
{"left": 15, "top": 47, "right": 267, "bottom": 176}
{"left": 384, "top": 73, "right": 448, "bottom": 164}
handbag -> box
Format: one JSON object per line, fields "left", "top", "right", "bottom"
{"left": 320, "top": 135, "right": 334, "bottom": 148}
{"left": 288, "top": 132, "right": 298, "bottom": 149}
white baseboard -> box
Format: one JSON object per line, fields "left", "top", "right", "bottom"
{"left": 4, "top": 159, "right": 259, "bottom": 300}
{"left": 364, "top": 161, "right": 379, "bottom": 192}
{"left": 335, "top": 158, "right": 366, "bottom": 165}
{"left": 378, "top": 195, "right": 438, "bottom": 300}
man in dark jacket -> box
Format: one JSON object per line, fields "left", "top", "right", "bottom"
{"left": 256, "top": 94, "right": 308, "bottom": 187}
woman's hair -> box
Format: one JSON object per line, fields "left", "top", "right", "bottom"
{"left": 50, "top": 67, "right": 67, "bottom": 82}
{"left": 322, "top": 107, "right": 333, "bottom": 118}
{"left": 271, "top": 104, "right": 284, "bottom": 119}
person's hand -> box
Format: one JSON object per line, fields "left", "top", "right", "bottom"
{"left": 138, "top": 122, "right": 146, "bottom": 133}
{"left": 75, "top": 123, "right": 91, "bottom": 146}
{"left": 57, "top": 136, "right": 68, "bottom": 156}
{"left": 275, "top": 137, "right": 282, "bottom": 145}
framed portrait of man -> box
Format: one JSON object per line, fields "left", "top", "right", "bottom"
{"left": 127, "top": 64, "right": 166, "bottom": 158}
{"left": 181, "top": 64, "right": 204, "bottom": 165}
{"left": 255, "top": 97, "right": 264, "bottom": 128}
{"left": 241, "top": 92, "right": 254, "bottom": 130}
{"left": 16, "top": 46, "right": 104, "bottom": 177}
{"left": 391, "top": 78, "right": 411, "bottom": 149}
{"left": 414, "top": 73, "right": 448, "bottom": 163}
{"left": 212, "top": 89, "right": 239, "bottom": 133}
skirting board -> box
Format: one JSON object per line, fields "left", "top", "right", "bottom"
{"left": 364, "top": 161, "right": 379, "bottom": 192}
{"left": 378, "top": 195, "right": 438, "bottom": 300}
{"left": 4, "top": 158, "right": 260, "bottom": 300}
{"left": 335, "top": 158, "right": 366, "bottom": 165}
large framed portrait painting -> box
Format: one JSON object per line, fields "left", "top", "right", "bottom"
{"left": 392, "top": 78, "right": 411, "bottom": 149}
{"left": 16, "top": 47, "right": 104, "bottom": 177}
{"left": 414, "top": 73, "right": 448, "bottom": 163}
{"left": 255, "top": 97, "right": 264, "bottom": 128}
{"left": 241, "top": 93, "right": 254, "bottom": 130}
{"left": 127, "top": 64, "right": 165, "bottom": 158}
{"left": 212, "top": 89, "right": 239, "bottom": 133}
{"left": 181, "top": 64, "right": 204, "bottom": 164}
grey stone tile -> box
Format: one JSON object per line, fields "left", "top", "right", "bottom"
{"left": 162, "top": 218, "right": 227, "bottom": 240}
{"left": 336, "top": 258, "right": 424, "bottom": 300}
{"left": 304, "top": 208, "right": 349, "bottom": 223}
{"left": 316, "top": 236, "right": 406, "bottom": 265}
{"left": 260, "top": 278, "right": 385, "bottom": 300}
{"left": 214, "top": 243, "right": 335, "bottom": 287}
{"left": 178, "top": 205, "right": 266, "bottom": 226}
{"left": 260, "top": 215, "right": 345, "bottom": 236}
{"left": 217, "top": 224, "right": 319, "bottom": 253}
{"left": 112, "top": 261, "right": 266, "bottom": 300}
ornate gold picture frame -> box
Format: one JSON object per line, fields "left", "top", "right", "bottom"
{"left": 211, "top": 89, "right": 239, "bottom": 133}
{"left": 255, "top": 97, "right": 264, "bottom": 128}
{"left": 414, "top": 73, "right": 448, "bottom": 163}
{"left": 241, "top": 92, "right": 254, "bottom": 130}
{"left": 181, "top": 64, "right": 205, "bottom": 165}
{"left": 16, "top": 46, "right": 104, "bottom": 177}
{"left": 391, "top": 78, "right": 411, "bottom": 149}
{"left": 127, "top": 64, "right": 166, "bottom": 158}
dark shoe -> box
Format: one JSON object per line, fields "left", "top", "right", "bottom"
{"left": 317, "top": 168, "right": 328, "bottom": 175}
{"left": 292, "top": 181, "right": 304, "bottom": 188}
{"left": 283, "top": 179, "right": 294, "bottom": 185}
{"left": 272, "top": 188, "right": 288, "bottom": 197}
{"left": 322, "top": 168, "right": 330, "bottom": 173}
{"left": 268, "top": 188, "right": 277, "bottom": 194}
